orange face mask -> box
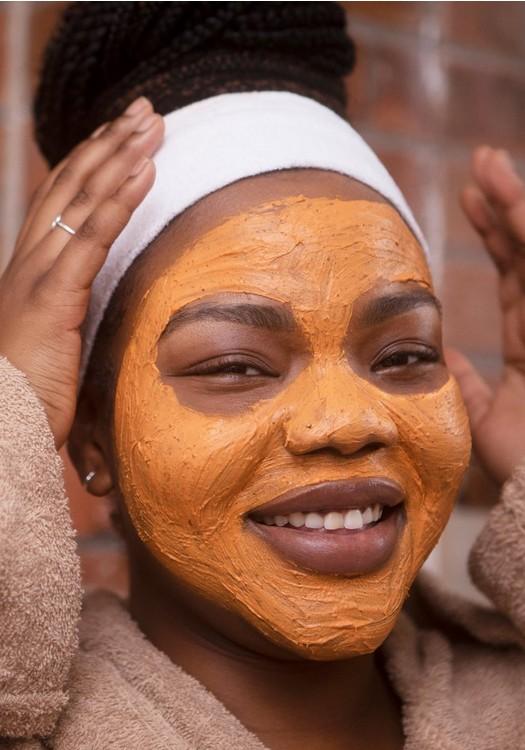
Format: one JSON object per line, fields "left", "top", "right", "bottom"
{"left": 114, "top": 197, "right": 470, "bottom": 659}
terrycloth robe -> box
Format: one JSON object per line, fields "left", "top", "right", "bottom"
{"left": 2, "top": 355, "right": 525, "bottom": 749}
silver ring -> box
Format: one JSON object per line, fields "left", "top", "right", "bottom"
{"left": 51, "top": 214, "right": 76, "bottom": 236}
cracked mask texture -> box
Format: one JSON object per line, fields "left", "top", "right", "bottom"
{"left": 114, "top": 198, "right": 471, "bottom": 659}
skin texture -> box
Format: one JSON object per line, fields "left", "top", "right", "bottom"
{"left": 113, "top": 187, "right": 471, "bottom": 660}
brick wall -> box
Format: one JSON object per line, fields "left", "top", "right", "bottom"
{"left": 0, "top": 2, "right": 523, "bottom": 594}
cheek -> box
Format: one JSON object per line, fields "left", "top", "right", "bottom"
{"left": 114, "top": 366, "right": 276, "bottom": 557}
{"left": 388, "top": 377, "right": 471, "bottom": 565}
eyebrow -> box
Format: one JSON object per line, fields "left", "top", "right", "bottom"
{"left": 360, "top": 289, "right": 442, "bottom": 327}
{"left": 161, "top": 302, "right": 297, "bottom": 337}
{"left": 161, "top": 289, "right": 441, "bottom": 338}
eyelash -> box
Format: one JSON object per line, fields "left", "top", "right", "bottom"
{"left": 184, "top": 356, "right": 274, "bottom": 379}
{"left": 183, "top": 346, "right": 439, "bottom": 381}
{"left": 372, "top": 346, "right": 440, "bottom": 373}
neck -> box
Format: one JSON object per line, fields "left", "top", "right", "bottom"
{"left": 128, "top": 559, "right": 403, "bottom": 750}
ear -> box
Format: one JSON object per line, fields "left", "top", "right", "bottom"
{"left": 68, "top": 384, "right": 114, "bottom": 498}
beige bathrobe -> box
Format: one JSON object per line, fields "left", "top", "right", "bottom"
{"left": 2, "top": 355, "right": 525, "bottom": 750}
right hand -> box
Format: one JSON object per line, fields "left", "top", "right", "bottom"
{"left": 0, "top": 97, "right": 164, "bottom": 450}
{"left": 447, "top": 147, "right": 525, "bottom": 485}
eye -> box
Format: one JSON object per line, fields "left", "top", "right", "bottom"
{"left": 182, "top": 355, "right": 277, "bottom": 380}
{"left": 372, "top": 345, "right": 440, "bottom": 373}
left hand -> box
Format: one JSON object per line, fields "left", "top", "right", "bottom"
{"left": 446, "top": 146, "right": 525, "bottom": 485}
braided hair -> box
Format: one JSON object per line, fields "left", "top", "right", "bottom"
{"left": 34, "top": 2, "right": 356, "bottom": 408}
{"left": 34, "top": 1, "right": 355, "bottom": 167}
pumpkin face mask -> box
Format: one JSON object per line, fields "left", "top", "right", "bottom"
{"left": 114, "top": 197, "right": 471, "bottom": 660}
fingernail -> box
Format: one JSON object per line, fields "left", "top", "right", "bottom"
{"left": 477, "top": 145, "right": 491, "bottom": 162}
{"left": 130, "top": 157, "right": 150, "bottom": 177}
{"left": 497, "top": 149, "right": 518, "bottom": 175}
{"left": 125, "top": 96, "right": 150, "bottom": 116}
{"left": 90, "top": 122, "right": 108, "bottom": 139}
{"left": 135, "top": 112, "right": 158, "bottom": 133}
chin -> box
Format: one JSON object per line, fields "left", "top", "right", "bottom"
{"left": 255, "top": 606, "right": 402, "bottom": 662}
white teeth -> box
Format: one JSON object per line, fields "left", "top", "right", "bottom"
{"left": 372, "top": 504, "right": 383, "bottom": 522}
{"left": 305, "top": 512, "right": 324, "bottom": 529}
{"left": 260, "top": 504, "right": 386, "bottom": 529}
{"left": 289, "top": 512, "right": 306, "bottom": 528}
{"left": 324, "top": 511, "right": 344, "bottom": 530}
{"left": 344, "top": 509, "right": 364, "bottom": 530}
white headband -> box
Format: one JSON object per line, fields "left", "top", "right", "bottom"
{"left": 81, "top": 91, "right": 429, "bottom": 381}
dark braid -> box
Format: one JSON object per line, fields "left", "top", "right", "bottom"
{"left": 35, "top": 2, "right": 356, "bottom": 411}
{"left": 34, "top": 1, "right": 355, "bottom": 166}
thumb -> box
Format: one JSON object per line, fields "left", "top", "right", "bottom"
{"left": 445, "top": 347, "right": 493, "bottom": 430}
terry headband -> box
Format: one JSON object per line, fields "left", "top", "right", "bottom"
{"left": 80, "top": 91, "right": 429, "bottom": 381}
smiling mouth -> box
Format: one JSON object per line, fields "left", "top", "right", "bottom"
{"left": 255, "top": 503, "right": 388, "bottom": 531}
{"left": 247, "top": 479, "right": 405, "bottom": 577}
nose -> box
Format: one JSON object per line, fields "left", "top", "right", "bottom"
{"left": 282, "top": 362, "right": 398, "bottom": 457}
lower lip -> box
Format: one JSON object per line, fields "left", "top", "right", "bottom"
{"left": 248, "top": 506, "right": 404, "bottom": 577}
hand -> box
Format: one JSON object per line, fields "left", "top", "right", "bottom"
{"left": 0, "top": 97, "right": 164, "bottom": 450}
{"left": 446, "top": 146, "right": 525, "bottom": 485}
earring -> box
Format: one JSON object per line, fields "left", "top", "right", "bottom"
{"left": 83, "top": 470, "right": 96, "bottom": 488}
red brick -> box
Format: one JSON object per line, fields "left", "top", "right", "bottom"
{"left": 343, "top": 2, "right": 431, "bottom": 33}
{"left": 22, "top": 118, "right": 49, "bottom": 207}
{"left": 348, "top": 39, "right": 444, "bottom": 141}
{"left": 443, "top": 152, "right": 489, "bottom": 259}
{"left": 0, "top": 6, "right": 6, "bottom": 104}
{"left": 344, "top": 43, "right": 370, "bottom": 122}
{"left": 441, "top": 2, "right": 525, "bottom": 57}
{"left": 371, "top": 145, "right": 430, "bottom": 229}
{"left": 28, "top": 3, "right": 67, "bottom": 89}
{"left": 445, "top": 56, "right": 525, "bottom": 157}
{"left": 24, "top": 4, "right": 66, "bottom": 196}
{"left": 442, "top": 260, "right": 502, "bottom": 356}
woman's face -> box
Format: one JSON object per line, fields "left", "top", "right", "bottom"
{"left": 112, "top": 172, "right": 470, "bottom": 659}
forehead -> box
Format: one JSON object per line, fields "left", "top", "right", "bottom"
{"left": 138, "top": 196, "right": 431, "bottom": 320}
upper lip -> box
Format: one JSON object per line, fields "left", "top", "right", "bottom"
{"left": 249, "top": 478, "right": 406, "bottom": 519}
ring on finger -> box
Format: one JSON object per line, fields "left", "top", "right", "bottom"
{"left": 51, "top": 214, "right": 76, "bottom": 236}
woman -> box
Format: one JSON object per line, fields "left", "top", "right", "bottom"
{"left": 1, "top": 4, "right": 525, "bottom": 749}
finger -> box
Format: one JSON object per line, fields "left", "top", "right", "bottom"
{"left": 89, "top": 122, "right": 109, "bottom": 140}
{"left": 22, "top": 117, "right": 113, "bottom": 229}
{"left": 23, "top": 99, "right": 152, "bottom": 253}
{"left": 461, "top": 182, "right": 495, "bottom": 234}
{"left": 15, "top": 97, "right": 153, "bottom": 258}
{"left": 29, "top": 99, "right": 150, "bottom": 219}
{"left": 58, "top": 115, "right": 163, "bottom": 233}
{"left": 460, "top": 184, "right": 514, "bottom": 271}
{"left": 445, "top": 347, "right": 493, "bottom": 430}
{"left": 475, "top": 148, "right": 524, "bottom": 207}
{"left": 41, "top": 159, "right": 155, "bottom": 296}
{"left": 25, "top": 114, "right": 164, "bottom": 273}
{"left": 15, "top": 141, "right": 91, "bottom": 253}
{"left": 471, "top": 144, "right": 492, "bottom": 189}
{"left": 472, "top": 148, "right": 525, "bottom": 254}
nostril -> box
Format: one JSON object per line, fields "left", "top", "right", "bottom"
{"left": 367, "top": 441, "right": 387, "bottom": 452}
{"left": 283, "top": 409, "right": 398, "bottom": 456}
{"left": 353, "top": 442, "right": 387, "bottom": 458}
{"left": 290, "top": 442, "right": 386, "bottom": 460}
